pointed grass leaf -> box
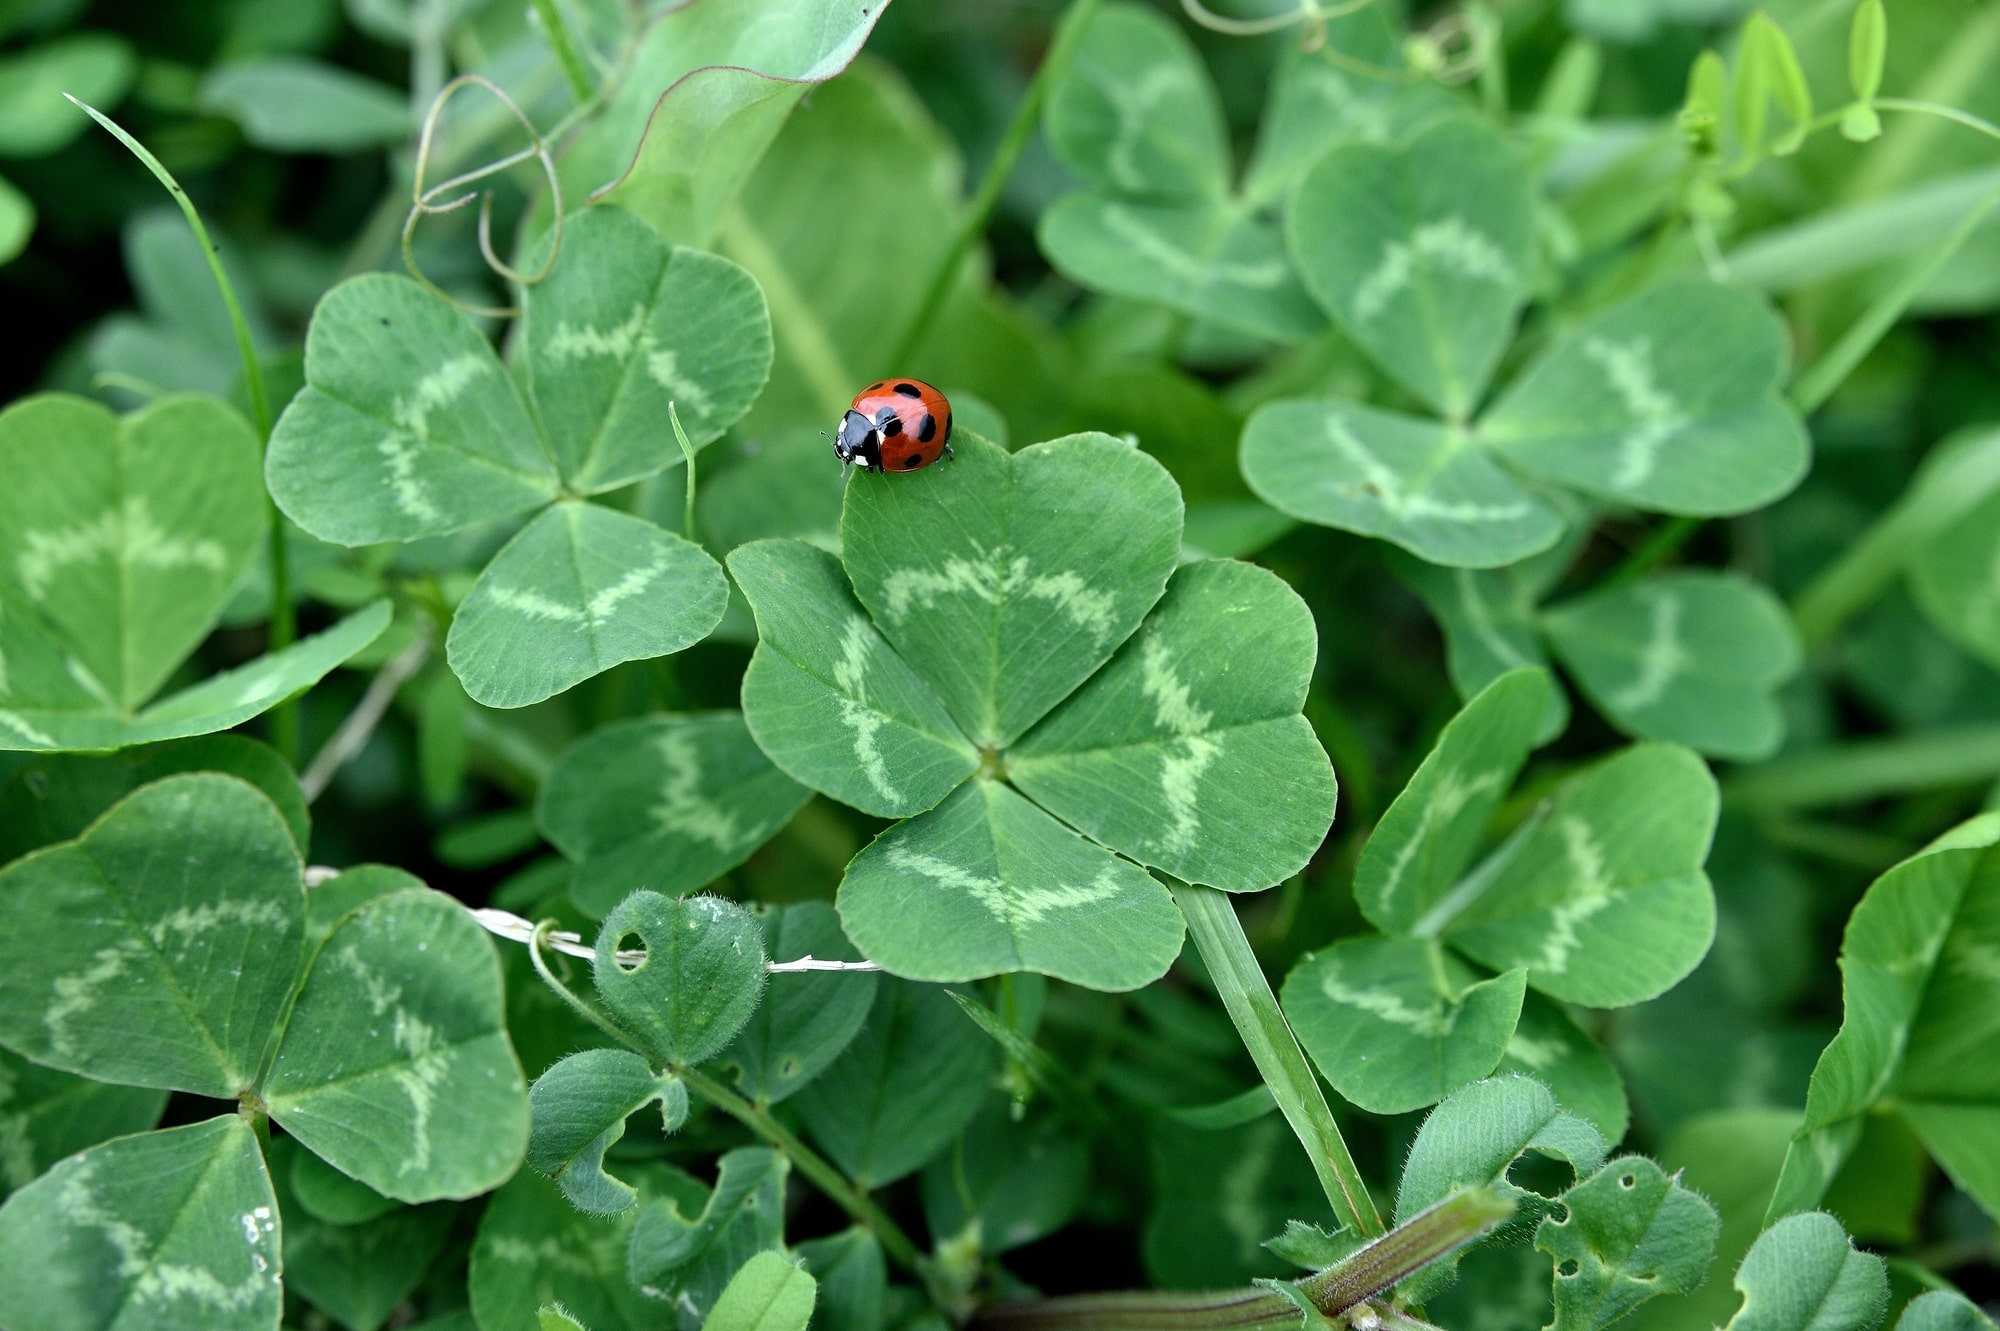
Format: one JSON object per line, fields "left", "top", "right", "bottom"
{"left": 0, "top": 1048, "right": 167, "bottom": 1196}
{"left": 1357, "top": 668, "right": 1555, "bottom": 935}
{"left": 539, "top": 712, "right": 811, "bottom": 916}
{"left": 704, "top": 1251, "right": 816, "bottom": 1331}
{"left": 1444, "top": 745, "right": 1719, "bottom": 1008}
{"left": 1043, "top": 2, "right": 1229, "bottom": 200}
{"left": 1543, "top": 572, "right": 1802, "bottom": 761}
{"left": 1289, "top": 118, "right": 1536, "bottom": 418}
{"left": 714, "top": 901, "right": 877, "bottom": 1105}
{"left": 836, "top": 780, "right": 1184, "bottom": 990}
{"left": 590, "top": 891, "right": 767, "bottom": 1067}
{"left": 1011, "top": 558, "right": 1335, "bottom": 892}
{"left": 1536, "top": 1156, "right": 1720, "bottom": 1331}
{"left": 267, "top": 274, "right": 558, "bottom": 545}
{"left": 469, "top": 1167, "right": 675, "bottom": 1331}
{"left": 841, "top": 431, "right": 1182, "bottom": 747}
{"left": 1498, "top": 993, "right": 1630, "bottom": 1145}
{"left": 1723, "top": 1213, "right": 1887, "bottom": 1331}
{"left": 0, "top": 1116, "right": 281, "bottom": 1331}
{"left": 1909, "top": 488, "right": 2000, "bottom": 671}
{"left": 0, "top": 393, "right": 263, "bottom": 711}
{"left": 792, "top": 978, "right": 999, "bottom": 1188}
{"left": 445, "top": 502, "right": 728, "bottom": 709}
{"left": 1283, "top": 937, "right": 1526, "bottom": 1115}
{"left": 627, "top": 1147, "right": 785, "bottom": 1306}
{"left": 1484, "top": 282, "right": 1809, "bottom": 515}
{"left": 731, "top": 538, "right": 977, "bottom": 818}
{"left": 1241, "top": 399, "right": 1564, "bottom": 568}
{"left": 263, "top": 887, "right": 528, "bottom": 1203}
{"left": 0, "top": 773, "right": 303, "bottom": 1097}
{"left": 528, "top": 1049, "right": 676, "bottom": 1216}
{"left": 520, "top": 208, "right": 771, "bottom": 494}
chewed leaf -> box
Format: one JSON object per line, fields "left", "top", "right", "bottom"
{"left": 539, "top": 711, "right": 811, "bottom": 916}
{"left": 0, "top": 1116, "right": 281, "bottom": 1331}
{"left": 1011, "top": 559, "right": 1335, "bottom": 892}
{"left": 1283, "top": 936, "right": 1525, "bottom": 1115}
{"left": 731, "top": 538, "right": 977, "bottom": 818}
{"left": 1484, "top": 282, "right": 1809, "bottom": 515}
{"left": 263, "top": 887, "right": 528, "bottom": 1203}
{"left": 527, "top": 1049, "right": 677, "bottom": 1216}
{"left": 1242, "top": 398, "right": 1564, "bottom": 568}
{"left": 591, "top": 891, "right": 767, "bottom": 1067}
{"left": 1444, "top": 744, "right": 1719, "bottom": 1008}
{"left": 838, "top": 780, "right": 1183, "bottom": 991}
{"left": 1543, "top": 571, "right": 1802, "bottom": 761}
{"left": 1043, "top": 2, "right": 1229, "bottom": 199}
{"left": 1723, "top": 1212, "right": 1886, "bottom": 1331}
{"left": 266, "top": 273, "right": 558, "bottom": 545}
{"left": 1537, "top": 1156, "right": 1719, "bottom": 1331}
{"left": 1289, "top": 117, "right": 1536, "bottom": 418}
{"left": 1910, "top": 487, "right": 2000, "bottom": 671}
{"left": 715, "top": 902, "right": 878, "bottom": 1105}
{"left": 520, "top": 207, "right": 771, "bottom": 493}
{"left": 841, "top": 431, "right": 1182, "bottom": 747}
{"left": 0, "top": 393, "right": 263, "bottom": 712}
{"left": 1038, "top": 194, "right": 1323, "bottom": 343}
{"left": 446, "top": 502, "right": 728, "bottom": 709}
{"left": 0, "top": 773, "right": 303, "bottom": 1097}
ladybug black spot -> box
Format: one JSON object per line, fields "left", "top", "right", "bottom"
{"left": 902, "top": 455, "right": 922, "bottom": 468}
{"left": 881, "top": 416, "right": 903, "bottom": 437}
{"left": 894, "top": 382, "right": 922, "bottom": 397}
{"left": 867, "top": 381, "right": 884, "bottom": 391}
{"left": 917, "top": 413, "right": 936, "bottom": 442}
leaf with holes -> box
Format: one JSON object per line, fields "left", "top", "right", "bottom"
{"left": 627, "top": 1147, "right": 786, "bottom": 1309}
{"left": 538, "top": 712, "right": 811, "bottom": 916}
{"left": 0, "top": 773, "right": 303, "bottom": 1097}
{"left": 590, "top": 891, "right": 767, "bottom": 1067}
{"left": 527, "top": 1049, "right": 683, "bottom": 1216}
{"left": 1722, "top": 1212, "right": 1887, "bottom": 1331}
{"left": 0, "top": 1115, "right": 281, "bottom": 1331}
{"left": 445, "top": 503, "right": 727, "bottom": 709}
{"left": 1537, "top": 1156, "right": 1719, "bottom": 1331}
{"left": 1043, "top": 3, "right": 1228, "bottom": 200}
{"left": 262, "top": 887, "right": 528, "bottom": 1203}
{"left": 519, "top": 207, "right": 770, "bottom": 494}
{"left": 714, "top": 902, "right": 877, "bottom": 1105}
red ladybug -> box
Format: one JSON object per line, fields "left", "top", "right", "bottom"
{"left": 832, "top": 378, "right": 953, "bottom": 473}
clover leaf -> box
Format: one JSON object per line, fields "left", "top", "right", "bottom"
{"left": 730, "top": 432, "right": 1336, "bottom": 990}
{"left": 267, "top": 204, "right": 769, "bottom": 707}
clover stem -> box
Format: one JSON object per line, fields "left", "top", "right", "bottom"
{"left": 1722, "top": 724, "right": 2000, "bottom": 812}
{"left": 668, "top": 402, "right": 699, "bottom": 542}
{"left": 1595, "top": 515, "right": 1702, "bottom": 593}
{"left": 1170, "top": 881, "right": 1384, "bottom": 1236}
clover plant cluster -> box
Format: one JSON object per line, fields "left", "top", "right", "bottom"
{"left": 0, "top": 0, "right": 1998, "bottom": 1330}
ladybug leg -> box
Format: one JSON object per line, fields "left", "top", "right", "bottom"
{"left": 945, "top": 441, "right": 955, "bottom": 460}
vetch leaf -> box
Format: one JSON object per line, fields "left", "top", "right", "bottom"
{"left": 732, "top": 538, "right": 978, "bottom": 819}
{"left": 539, "top": 712, "right": 811, "bottom": 916}
{"left": 1723, "top": 1213, "right": 1887, "bottom": 1331}
{"left": 1241, "top": 399, "right": 1564, "bottom": 568}
{"left": 267, "top": 273, "right": 558, "bottom": 545}
{"left": 469, "top": 1167, "right": 674, "bottom": 1331}
{"left": 703, "top": 1251, "right": 816, "bottom": 1331}
{"left": 714, "top": 901, "right": 877, "bottom": 1105}
{"left": 590, "top": 890, "right": 767, "bottom": 1067}
{"left": 1484, "top": 282, "right": 1809, "bottom": 516}
{"left": 263, "top": 887, "right": 529, "bottom": 1203}
{"left": 627, "top": 1147, "right": 785, "bottom": 1307}
{"left": 1536, "top": 1156, "right": 1720, "bottom": 1331}
{"left": 1894, "top": 1292, "right": 1996, "bottom": 1331}
{"left": 840, "top": 431, "right": 1183, "bottom": 748}
{"left": 1284, "top": 936, "right": 1526, "bottom": 1115}
{"left": 1443, "top": 744, "right": 1719, "bottom": 1008}
{"left": 836, "top": 779, "right": 1184, "bottom": 990}
{"left": 528, "top": 1049, "right": 681, "bottom": 1216}
{"left": 0, "top": 1048, "right": 167, "bottom": 1196}
{"left": 1043, "top": 3, "right": 1228, "bottom": 200}
{"left": 520, "top": 208, "right": 771, "bottom": 494}
{"left": 1543, "top": 572, "right": 1802, "bottom": 761}
{"left": 1289, "top": 117, "right": 1536, "bottom": 418}
{"left": 1010, "top": 559, "right": 1334, "bottom": 892}
{"left": 0, "top": 1116, "right": 281, "bottom": 1331}
{"left": 0, "top": 773, "right": 303, "bottom": 1097}
{"left": 445, "top": 502, "right": 728, "bottom": 708}
{"left": 199, "top": 57, "right": 409, "bottom": 152}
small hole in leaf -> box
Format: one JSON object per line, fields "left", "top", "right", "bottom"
{"left": 1619, "top": 1173, "right": 1637, "bottom": 1189}
{"left": 779, "top": 1057, "right": 802, "bottom": 1078}
{"left": 1557, "top": 1260, "right": 1579, "bottom": 1278}
{"left": 614, "top": 932, "right": 647, "bottom": 973}
{"left": 1548, "top": 1202, "right": 1570, "bottom": 1224}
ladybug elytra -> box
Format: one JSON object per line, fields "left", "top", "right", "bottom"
{"left": 833, "top": 378, "right": 953, "bottom": 473}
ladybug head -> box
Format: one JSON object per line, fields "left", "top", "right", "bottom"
{"left": 832, "top": 409, "right": 880, "bottom": 470}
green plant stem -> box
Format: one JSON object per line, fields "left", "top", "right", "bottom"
{"left": 668, "top": 401, "right": 698, "bottom": 541}
{"left": 1723, "top": 725, "right": 2000, "bottom": 811}
{"left": 1874, "top": 97, "right": 2000, "bottom": 147}
{"left": 528, "top": 921, "right": 654, "bottom": 1055}
{"left": 1171, "top": 881, "right": 1384, "bottom": 1236}
{"left": 530, "top": 0, "right": 596, "bottom": 102}
{"left": 883, "top": 0, "right": 1105, "bottom": 371}
{"left": 718, "top": 204, "right": 853, "bottom": 417}
{"left": 1597, "top": 515, "right": 1702, "bottom": 591}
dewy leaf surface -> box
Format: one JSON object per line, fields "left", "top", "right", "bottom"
{"left": 263, "top": 887, "right": 528, "bottom": 1203}
{"left": 266, "top": 273, "right": 558, "bottom": 545}
{"left": 838, "top": 780, "right": 1183, "bottom": 990}
{"left": 1289, "top": 117, "right": 1536, "bottom": 418}
{"left": 841, "top": 431, "right": 1182, "bottom": 747}
{"left": 1483, "top": 282, "right": 1809, "bottom": 515}
{"left": 519, "top": 207, "right": 771, "bottom": 494}
{"left": 1043, "top": 2, "right": 1228, "bottom": 200}
{"left": 1011, "top": 558, "right": 1335, "bottom": 892}
{"left": 590, "top": 891, "right": 767, "bottom": 1067}
{"left": 1444, "top": 744, "right": 1719, "bottom": 1008}
{"left": 732, "top": 538, "right": 977, "bottom": 818}
{"left": 539, "top": 711, "right": 811, "bottom": 915}
{"left": 0, "top": 393, "right": 263, "bottom": 711}
{"left": 0, "top": 1115, "right": 282, "bottom": 1331}
{"left": 1536, "top": 1156, "right": 1719, "bottom": 1331}
{"left": 445, "top": 501, "right": 728, "bottom": 709}
{"left": 714, "top": 902, "right": 878, "bottom": 1106}
{"left": 0, "top": 773, "right": 303, "bottom": 1097}
{"left": 1723, "top": 1212, "right": 1887, "bottom": 1331}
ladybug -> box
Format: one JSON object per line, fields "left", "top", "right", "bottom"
{"left": 832, "top": 378, "right": 954, "bottom": 473}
